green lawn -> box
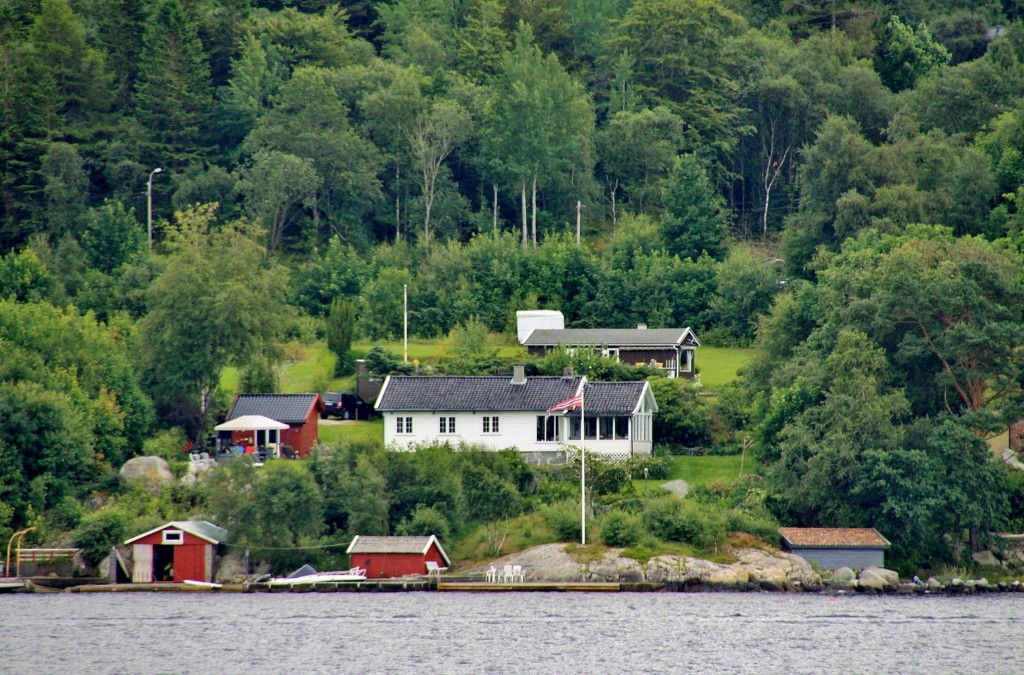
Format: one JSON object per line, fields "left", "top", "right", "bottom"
{"left": 695, "top": 346, "right": 753, "bottom": 391}
{"left": 673, "top": 454, "right": 747, "bottom": 486}
{"left": 318, "top": 419, "right": 384, "bottom": 447}
{"left": 630, "top": 454, "right": 750, "bottom": 493}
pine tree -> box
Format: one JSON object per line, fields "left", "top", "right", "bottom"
{"left": 133, "top": 0, "right": 213, "bottom": 168}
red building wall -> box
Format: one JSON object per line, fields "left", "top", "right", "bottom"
{"left": 352, "top": 544, "right": 448, "bottom": 579}
{"left": 286, "top": 415, "right": 319, "bottom": 459}
{"left": 227, "top": 415, "right": 320, "bottom": 458}
{"left": 132, "top": 529, "right": 213, "bottom": 582}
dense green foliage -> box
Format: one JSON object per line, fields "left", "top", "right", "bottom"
{"left": 5, "top": 0, "right": 1024, "bottom": 573}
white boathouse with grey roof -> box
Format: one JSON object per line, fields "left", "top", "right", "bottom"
{"left": 375, "top": 367, "right": 657, "bottom": 463}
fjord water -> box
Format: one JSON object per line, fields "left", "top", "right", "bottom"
{"left": 2, "top": 592, "right": 1020, "bottom": 674}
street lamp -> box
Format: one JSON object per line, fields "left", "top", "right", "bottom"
{"left": 147, "top": 167, "right": 163, "bottom": 252}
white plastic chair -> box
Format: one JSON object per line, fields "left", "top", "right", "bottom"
{"left": 502, "top": 564, "right": 514, "bottom": 583}
{"left": 512, "top": 564, "right": 524, "bottom": 583}
{"left": 486, "top": 566, "right": 498, "bottom": 583}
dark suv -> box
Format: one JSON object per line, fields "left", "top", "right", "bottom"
{"left": 321, "top": 392, "right": 375, "bottom": 420}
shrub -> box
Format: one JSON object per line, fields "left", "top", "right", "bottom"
{"left": 592, "top": 464, "right": 629, "bottom": 495}
{"left": 641, "top": 496, "right": 726, "bottom": 550}
{"left": 542, "top": 499, "right": 583, "bottom": 542}
{"left": 628, "top": 456, "right": 671, "bottom": 480}
{"left": 73, "top": 508, "right": 132, "bottom": 567}
{"left": 600, "top": 510, "right": 645, "bottom": 547}
{"left": 724, "top": 509, "right": 779, "bottom": 543}
{"left": 399, "top": 504, "right": 451, "bottom": 542}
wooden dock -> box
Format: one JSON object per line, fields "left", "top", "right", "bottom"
{"left": 438, "top": 581, "right": 621, "bottom": 592}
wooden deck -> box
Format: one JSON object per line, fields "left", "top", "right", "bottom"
{"left": 438, "top": 581, "right": 621, "bottom": 592}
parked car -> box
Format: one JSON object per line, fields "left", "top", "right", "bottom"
{"left": 321, "top": 392, "right": 375, "bottom": 420}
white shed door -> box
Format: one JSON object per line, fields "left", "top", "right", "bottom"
{"left": 132, "top": 544, "right": 153, "bottom": 583}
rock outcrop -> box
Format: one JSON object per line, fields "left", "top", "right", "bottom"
{"left": 119, "top": 456, "right": 174, "bottom": 492}
{"left": 472, "top": 544, "right": 823, "bottom": 591}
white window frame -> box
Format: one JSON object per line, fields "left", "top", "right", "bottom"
{"left": 162, "top": 530, "right": 184, "bottom": 545}
{"left": 397, "top": 416, "right": 413, "bottom": 434}
{"left": 483, "top": 416, "right": 500, "bottom": 434}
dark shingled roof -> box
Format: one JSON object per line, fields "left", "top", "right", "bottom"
{"left": 376, "top": 376, "right": 650, "bottom": 415}
{"left": 228, "top": 393, "right": 322, "bottom": 425}
{"left": 376, "top": 375, "right": 583, "bottom": 412}
{"left": 564, "top": 381, "right": 650, "bottom": 416}
{"left": 522, "top": 328, "right": 698, "bottom": 348}
{"left": 779, "top": 527, "right": 891, "bottom": 549}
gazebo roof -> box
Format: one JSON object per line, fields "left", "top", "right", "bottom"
{"left": 215, "top": 414, "right": 289, "bottom": 431}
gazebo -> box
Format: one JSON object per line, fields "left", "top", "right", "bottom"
{"left": 214, "top": 414, "right": 289, "bottom": 458}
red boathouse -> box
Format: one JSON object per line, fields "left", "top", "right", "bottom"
{"left": 124, "top": 521, "right": 228, "bottom": 583}
{"left": 346, "top": 535, "right": 451, "bottom": 579}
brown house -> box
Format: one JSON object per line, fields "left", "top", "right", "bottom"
{"left": 522, "top": 327, "right": 700, "bottom": 378}
{"left": 226, "top": 393, "right": 324, "bottom": 458}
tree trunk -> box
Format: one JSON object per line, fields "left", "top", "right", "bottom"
{"left": 608, "top": 178, "right": 618, "bottom": 230}
{"left": 492, "top": 184, "right": 499, "bottom": 236}
{"left": 531, "top": 174, "right": 537, "bottom": 248}
{"left": 395, "top": 163, "right": 401, "bottom": 242}
{"left": 520, "top": 178, "right": 528, "bottom": 247}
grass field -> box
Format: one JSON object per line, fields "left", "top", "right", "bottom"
{"left": 695, "top": 346, "right": 754, "bottom": 391}
{"left": 318, "top": 419, "right": 384, "bottom": 447}
{"left": 630, "top": 454, "right": 749, "bottom": 493}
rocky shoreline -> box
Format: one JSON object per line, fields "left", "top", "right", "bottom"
{"left": 471, "top": 543, "right": 1024, "bottom": 594}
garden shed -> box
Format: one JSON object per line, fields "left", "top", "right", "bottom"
{"left": 124, "top": 521, "right": 228, "bottom": 584}
{"left": 779, "top": 527, "right": 891, "bottom": 570}
{"left": 346, "top": 535, "right": 451, "bottom": 579}
{"left": 226, "top": 393, "right": 324, "bottom": 458}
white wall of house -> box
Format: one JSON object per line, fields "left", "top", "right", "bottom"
{"left": 382, "top": 409, "right": 652, "bottom": 457}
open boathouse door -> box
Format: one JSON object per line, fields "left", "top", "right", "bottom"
{"left": 124, "top": 521, "right": 228, "bottom": 584}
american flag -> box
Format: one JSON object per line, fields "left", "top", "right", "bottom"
{"left": 546, "top": 394, "right": 583, "bottom": 414}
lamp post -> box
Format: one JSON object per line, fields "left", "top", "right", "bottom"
{"left": 147, "top": 167, "right": 163, "bottom": 252}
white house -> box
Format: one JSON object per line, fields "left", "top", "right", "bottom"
{"left": 375, "top": 366, "right": 657, "bottom": 464}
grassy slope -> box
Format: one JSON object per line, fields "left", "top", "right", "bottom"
{"left": 695, "top": 346, "right": 754, "bottom": 392}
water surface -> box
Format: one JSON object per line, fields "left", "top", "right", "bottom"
{"left": 2, "top": 592, "right": 1019, "bottom": 674}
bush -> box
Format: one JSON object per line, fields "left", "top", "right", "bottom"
{"left": 724, "top": 509, "right": 779, "bottom": 543}
{"left": 142, "top": 428, "right": 189, "bottom": 463}
{"left": 73, "top": 508, "right": 132, "bottom": 567}
{"left": 641, "top": 496, "right": 726, "bottom": 550}
{"left": 541, "top": 499, "right": 583, "bottom": 542}
{"left": 592, "top": 464, "right": 629, "bottom": 495}
{"left": 600, "top": 510, "right": 645, "bottom": 547}
{"left": 399, "top": 504, "right": 451, "bottom": 542}
{"left": 627, "top": 456, "right": 671, "bottom": 480}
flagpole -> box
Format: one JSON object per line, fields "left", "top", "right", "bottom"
{"left": 580, "top": 385, "right": 586, "bottom": 545}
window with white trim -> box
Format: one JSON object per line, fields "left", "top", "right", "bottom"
{"left": 162, "top": 530, "right": 184, "bottom": 545}
{"left": 537, "top": 415, "right": 560, "bottom": 441}
{"left": 483, "top": 416, "right": 499, "bottom": 433}
{"left": 397, "top": 416, "right": 413, "bottom": 434}
{"left": 439, "top": 416, "right": 456, "bottom": 434}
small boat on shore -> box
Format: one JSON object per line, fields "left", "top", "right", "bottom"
{"left": 266, "top": 566, "right": 367, "bottom": 586}
{"left": 183, "top": 579, "right": 223, "bottom": 589}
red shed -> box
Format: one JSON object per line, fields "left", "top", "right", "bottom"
{"left": 124, "top": 521, "right": 228, "bottom": 583}
{"left": 346, "top": 535, "right": 451, "bottom": 579}
{"left": 227, "top": 394, "right": 324, "bottom": 458}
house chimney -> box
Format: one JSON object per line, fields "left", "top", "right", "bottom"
{"left": 637, "top": 323, "right": 647, "bottom": 330}
{"left": 563, "top": 366, "right": 574, "bottom": 378}
{"left": 511, "top": 364, "right": 526, "bottom": 385}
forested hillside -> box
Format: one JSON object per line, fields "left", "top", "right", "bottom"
{"left": 4, "top": 0, "right": 1024, "bottom": 572}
